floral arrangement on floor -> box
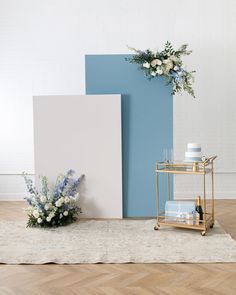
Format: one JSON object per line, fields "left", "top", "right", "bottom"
{"left": 23, "top": 170, "right": 84, "bottom": 227}
{"left": 126, "top": 41, "right": 195, "bottom": 97}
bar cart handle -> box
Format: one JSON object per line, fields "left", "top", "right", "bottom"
{"left": 203, "top": 155, "right": 217, "bottom": 165}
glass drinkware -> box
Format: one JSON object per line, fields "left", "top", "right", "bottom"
{"left": 163, "top": 148, "right": 173, "bottom": 163}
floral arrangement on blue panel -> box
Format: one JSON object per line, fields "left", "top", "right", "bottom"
{"left": 23, "top": 170, "right": 84, "bottom": 227}
{"left": 126, "top": 41, "right": 195, "bottom": 97}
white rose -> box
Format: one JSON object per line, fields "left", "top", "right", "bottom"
{"left": 151, "top": 71, "right": 156, "bottom": 77}
{"left": 156, "top": 69, "right": 163, "bottom": 75}
{"left": 33, "top": 210, "right": 40, "bottom": 219}
{"left": 63, "top": 211, "right": 68, "bottom": 216}
{"left": 59, "top": 197, "right": 64, "bottom": 203}
{"left": 64, "top": 196, "right": 70, "bottom": 203}
{"left": 167, "top": 61, "right": 173, "bottom": 68}
{"left": 55, "top": 199, "right": 62, "bottom": 207}
{"left": 37, "top": 217, "right": 42, "bottom": 224}
{"left": 49, "top": 212, "right": 55, "bottom": 218}
{"left": 164, "top": 61, "right": 173, "bottom": 73}
{"left": 174, "top": 66, "right": 179, "bottom": 71}
{"left": 46, "top": 216, "right": 51, "bottom": 222}
{"left": 55, "top": 201, "right": 60, "bottom": 207}
{"left": 44, "top": 204, "right": 50, "bottom": 211}
{"left": 163, "top": 58, "right": 170, "bottom": 64}
{"left": 150, "top": 59, "right": 158, "bottom": 67}
{"left": 143, "top": 62, "right": 150, "bottom": 69}
{"left": 40, "top": 195, "right": 47, "bottom": 203}
{"left": 156, "top": 59, "right": 162, "bottom": 66}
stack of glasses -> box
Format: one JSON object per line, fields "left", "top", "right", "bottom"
{"left": 165, "top": 201, "right": 200, "bottom": 225}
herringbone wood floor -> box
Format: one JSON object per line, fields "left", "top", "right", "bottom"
{"left": 0, "top": 200, "right": 236, "bottom": 295}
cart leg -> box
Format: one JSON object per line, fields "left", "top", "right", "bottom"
{"left": 210, "top": 220, "right": 214, "bottom": 228}
{"left": 203, "top": 168, "right": 207, "bottom": 234}
{"left": 167, "top": 173, "right": 170, "bottom": 201}
{"left": 211, "top": 162, "right": 215, "bottom": 226}
{"left": 154, "top": 162, "right": 160, "bottom": 231}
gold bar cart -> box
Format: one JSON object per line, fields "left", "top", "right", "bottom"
{"left": 154, "top": 156, "right": 217, "bottom": 236}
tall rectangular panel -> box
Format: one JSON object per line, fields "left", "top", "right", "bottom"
{"left": 33, "top": 95, "right": 122, "bottom": 218}
{"left": 85, "top": 55, "right": 173, "bottom": 217}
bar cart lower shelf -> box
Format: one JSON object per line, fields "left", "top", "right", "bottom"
{"left": 154, "top": 213, "right": 214, "bottom": 236}
{"left": 154, "top": 156, "right": 217, "bottom": 236}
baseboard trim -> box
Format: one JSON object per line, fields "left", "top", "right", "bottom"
{"left": 0, "top": 193, "right": 27, "bottom": 201}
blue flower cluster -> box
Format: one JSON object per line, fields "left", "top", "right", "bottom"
{"left": 53, "top": 169, "right": 85, "bottom": 201}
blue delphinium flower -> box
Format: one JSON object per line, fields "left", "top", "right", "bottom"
{"left": 170, "top": 70, "right": 183, "bottom": 84}
{"left": 53, "top": 176, "right": 68, "bottom": 200}
{"left": 40, "top": 175, "right": 49, "bottom": 197}
{"left": 66, "top": 175, "right": 85, "bottom": 197}
{"left": 66, "top": 169, "right": 75, "bottom": 177}
{"left": 170, "top": 70, "right": 178, "bottom": 79}
{"left": 23, "top": 173, "right": 39, "bottom": 206}
{"left": 53, "top": 170, "right": 83, "bottom": 200}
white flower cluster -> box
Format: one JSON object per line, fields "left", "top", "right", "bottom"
{"left": 27, "top": 192, "right": 80, "bottom": 225}
{"left": 143, "top": 54, "right": 179, "bottom": 77}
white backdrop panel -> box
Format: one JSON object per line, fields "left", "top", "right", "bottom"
{"left": 33, "top": 95, "right": 122, "bottom": 218}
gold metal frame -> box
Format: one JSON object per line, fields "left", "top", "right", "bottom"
{"left": 154, "top": 156, "right": 217, "bottom": 236}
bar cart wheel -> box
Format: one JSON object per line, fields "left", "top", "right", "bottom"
{"left": 154, "top": 225, "right": 159, "bottom": 230}
{"left": 201, "top": 231, "right": 206, "bottom": 236}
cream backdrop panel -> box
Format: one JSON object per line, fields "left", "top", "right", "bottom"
{"left": 33, "top": 95, "right": 122, "bottom": 218}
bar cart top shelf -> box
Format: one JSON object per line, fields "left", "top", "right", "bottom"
{"left": 156, "top": 156, "right": 217, "bottom": 175}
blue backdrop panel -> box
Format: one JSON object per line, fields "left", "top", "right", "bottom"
{"left": 85, "top": 55, "right": 173, "bottom": 217}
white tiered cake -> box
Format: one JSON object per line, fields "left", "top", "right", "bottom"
{"left": 185, "top": 143, "right": 202, "bottom": 162}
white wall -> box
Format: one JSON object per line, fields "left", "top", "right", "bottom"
{"left": 0, "top": 0, "right": 235, "bottom": 200}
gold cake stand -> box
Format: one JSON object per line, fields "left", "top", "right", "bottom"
{"left": 154, "top": 156, "right": 217, "bottom": 236}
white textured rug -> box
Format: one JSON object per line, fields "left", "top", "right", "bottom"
{"left": 1, "top": 219, "right": 236, "bottom": 264}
